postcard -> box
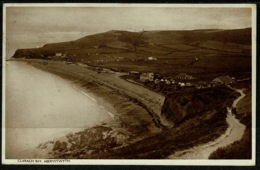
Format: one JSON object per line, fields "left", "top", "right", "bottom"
{"left": 2, "top": 3, "right": 256, "bottom": 165}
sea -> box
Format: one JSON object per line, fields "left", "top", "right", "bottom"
{"left": 5, "top": 61, "right": 112, "bottom": 159}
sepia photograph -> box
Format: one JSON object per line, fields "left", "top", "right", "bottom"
{"left": 2, "top": 3, "right": 256, "bottom": 165}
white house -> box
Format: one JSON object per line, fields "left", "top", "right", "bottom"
{"left": 148, "top": 57, "right": 157, "bottom": 61}
{"left": 55, "top": 52, "right": 62, "bottom": 57}
{"left": 140, "top": 73, "right": 154, "bottom": 82}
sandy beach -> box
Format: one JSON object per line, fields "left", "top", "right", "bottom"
{"left": 25, "top": 59, "right": 166, "bottom": 127}
{"left": 5, "top": 61, "right": 114, "bottom": 158}
{"left": 8, "top": 59, "right": 165, "bottom": 158}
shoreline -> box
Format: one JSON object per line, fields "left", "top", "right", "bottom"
{"left": 5, "top": 61, "right": 115, "bottom": 159}
{"left": 7, "top": 59, "right": 246, "bottom": 159}
{"left": 15, "top": 59, "right": 164, "bottom": 158}
{"left": 20, "top": 59, "right": 165, "bottom": 128}
{"left": 71, "top": 85, "right": 115, "bottom": 118}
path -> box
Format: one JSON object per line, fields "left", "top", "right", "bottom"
{"left": 168, "top": 87, "right": 246, "bottom": 159}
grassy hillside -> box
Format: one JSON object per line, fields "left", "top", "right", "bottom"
{"left": 12, "top": 28, "right": 251, "bottom": 77}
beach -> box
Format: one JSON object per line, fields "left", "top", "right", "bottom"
{"left": 5, "top": 61, "right": 114, "bottom": 158}
{"left": 5, "top": 60, "right": 164, "bottom": 158}
{"left": 5, "top": 59, "right": 248, "bottom": 159}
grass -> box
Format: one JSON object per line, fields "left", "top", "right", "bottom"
{"left": 209, "top": 128, "right": 252, "bottom": 159}
{"left": 12, "top": 29, "right": 251, "bottom": 78}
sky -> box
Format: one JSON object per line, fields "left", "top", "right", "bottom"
{"left": 5, "top": 5, "right": 252, "bottom": 58}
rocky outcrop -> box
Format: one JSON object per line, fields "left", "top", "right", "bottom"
{"left": 12, "top": 48, "right": 55, "bottom": 59}
{"left": 161, "top": 86, "right": 238, "bottom": 126}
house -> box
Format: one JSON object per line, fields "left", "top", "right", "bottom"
{"left": 212, "top": 76, "right": 235, "bottom": 85}
{"left": 66, "top": 61, "right": 74, "bottom": 65}
{"left": 178, "top": 82, "right": 185, "bottom": 87}
{"left": 154, "top": 79, "right": 160, "bottom": 84}
{"left": 175, "top": 73, "right": 195, "bottom": 80}
{"left": 140, "top": 73, "right": 154, "bottom": 82}
{"left": 196, "top": 81, "right": 212, "bottom": 89}
{"left": 185, "top": 82, "right": 192, "bottom": 86}
{"left": 165, "top": 79, "right": 171, "bottom": 85}
{"left": 147, "top": 57, "right": 157, "bottom": 61}
{"left": 55, "top": 52, "right": 62, "bottom": 57}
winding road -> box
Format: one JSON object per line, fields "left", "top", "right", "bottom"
{"left": 168, "top": 87, "right": 246, "bottom": 159}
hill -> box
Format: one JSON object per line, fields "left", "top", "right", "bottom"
{"left": 12, "top": 28, "right": 251, "bottom": 77}
{"left": 161, "top": 86, "right": 238, "bottom": 126}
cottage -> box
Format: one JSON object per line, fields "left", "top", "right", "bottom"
{"left": 140, "top": 73, "right": 154, "bottom": 82}
{"left": 165, "top": 79, "right": 171, "bottom": 85}
{"left": 147, "top": 57, "right": 157, "bottom": 61}
{"left": 178, "top": 82, "right": 185, "bottom": 87}
{"left": 55, "top": 52, "right": 62, "bottom": 57}
{"left": 154, "top": 79, "right": 160, "bottom": 84}
{"left": 66, "top": 61, "right": 74, "bottom": 65}
{"left": 212, "top": 76, "right": 235, "bottom": 85}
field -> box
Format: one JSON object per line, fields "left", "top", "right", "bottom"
{"left": 12, "top": 28, "right": 251, "bottom": 79}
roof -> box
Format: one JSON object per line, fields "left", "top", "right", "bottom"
{"left": 212, "top": 76, "right": 235, "bottom": 84}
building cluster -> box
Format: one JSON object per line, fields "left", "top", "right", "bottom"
{"left": 212, "top": 76, "right": 235, "bottom": 85}
{"left": 140, "top": 73, "right": 155, "bottom": 82}
{"left": 136, "top": 71, "right": 235, "bottom": 89}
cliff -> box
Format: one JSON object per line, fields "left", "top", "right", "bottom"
{"left": 161, "top": 86, "right": 239, "bottom": 126}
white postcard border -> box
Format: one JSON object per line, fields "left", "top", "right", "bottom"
{"left": 2, "top": 3, "right": 257, "bottom": 166}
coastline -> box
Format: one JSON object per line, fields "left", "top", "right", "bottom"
{"left": 15, "top": 59, "right": 164, "bottom": 158}
{"left": 8, "top": 59, "right": 244, "bottom": 159}
{"left": 21, "top": 59, "right": 165, "bottom": 128}
{"left": 5, "top": 61, "right": 116, "bottom": 158}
